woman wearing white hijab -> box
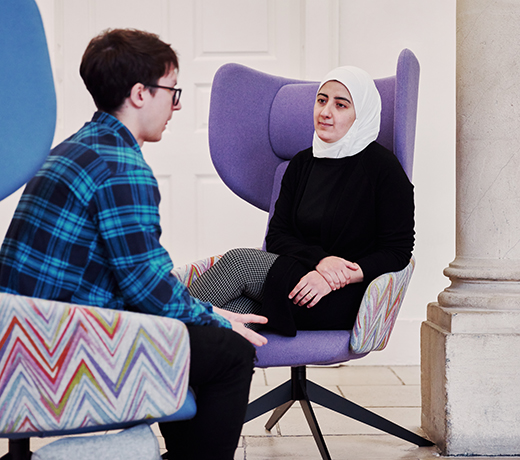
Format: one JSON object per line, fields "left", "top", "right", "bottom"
{"left": 189, "top": 66, "right": 414, "bottom": 336}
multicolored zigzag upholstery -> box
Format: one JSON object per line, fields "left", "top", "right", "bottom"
{"left": 350, "top": 256, "right": 416, "bottom": 353}
{"left": 172, "top": 255, "right": 222, "bottom": 287}
{"left": 0, "top": 292, "right": 191, "bottom": 437}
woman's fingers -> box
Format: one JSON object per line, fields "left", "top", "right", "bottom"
{"left": 289, "top": 279, "right": 307, "bottom": 300}
{"left": 316, "top": 256, "right": 357, "bottom": 289}
{"left": 343, "top": 260, "right": 359, "bottom": 270}
{"left": 318, "top": 267, "right": 347, "bottom": 290}
{"left": 290, "top": 271, "right": 331, "bottom": 306}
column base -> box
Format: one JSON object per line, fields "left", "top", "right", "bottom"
{"left": 421, "top": 303, "right": 520, "bottom": 456}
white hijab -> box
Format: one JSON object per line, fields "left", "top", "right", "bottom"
{"left": 312, "top": 66, "right": 381, "bottom": 159}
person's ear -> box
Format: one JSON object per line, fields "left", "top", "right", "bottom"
{"left": 128, "top": 82, "right": 147, "bottom": 108}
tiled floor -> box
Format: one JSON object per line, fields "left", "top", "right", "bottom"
{"left": 0, "top": 366, "right": 514, "bottom": 459}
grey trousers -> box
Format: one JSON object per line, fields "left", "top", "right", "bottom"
{"left": 188, "top": 248, "right": 278, "bottom": 318}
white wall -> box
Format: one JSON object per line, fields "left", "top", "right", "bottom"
{"left": 335, "top": 1, "right": 457, "bottom": 364}
{"left": 0, "top": 0, "right": 456, "bottom": 365}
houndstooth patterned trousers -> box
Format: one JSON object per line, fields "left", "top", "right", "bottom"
{"left": 188, "top": 248, "right": 278, "bottom": 318}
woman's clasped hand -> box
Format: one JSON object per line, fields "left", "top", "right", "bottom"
{"left": 289, "top": 256, "right": 363, "bottom": 308}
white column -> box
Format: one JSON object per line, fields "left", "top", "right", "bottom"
{"left": 421, "top": 0, "right": 520, "bottom": 455}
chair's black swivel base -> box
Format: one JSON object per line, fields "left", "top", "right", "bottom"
{"left": 0, "top": 439, "right": 32, "bottom": 460}
{"left": 245, "top": 366, "right": 433, "bottom": 460}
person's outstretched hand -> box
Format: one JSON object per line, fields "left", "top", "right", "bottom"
{"left": 213, "top": 307, "right": 268, "bottom": 347}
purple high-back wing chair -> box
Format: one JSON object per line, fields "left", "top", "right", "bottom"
{"left": 209, "top": 50, "right": 432, "bottom": 459}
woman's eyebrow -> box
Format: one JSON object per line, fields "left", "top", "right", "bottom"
{"left": 334, "top": 96, "right": 351, "bottom": 103}
{"left": 317, "top": 92, "right": 352, "bottom": 104}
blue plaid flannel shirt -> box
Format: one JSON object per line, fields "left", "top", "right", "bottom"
{"left": 0, "top": 112, "right": 230, "bottom": 329}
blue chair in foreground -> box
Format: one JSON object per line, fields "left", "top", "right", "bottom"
{"left": 0, "top": 2, "right": 195, "bottom": 459}
{"left": 208, "top": 51, "right": 433, "bottom": 459}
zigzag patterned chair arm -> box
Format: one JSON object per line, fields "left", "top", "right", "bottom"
{"left": 172, "top": 255, "right": 223, "bottom": 287}
{"left": 350, "top": 256, "right": 416, "bottom": 354}
{"left": 0, "top": 292, "right": 190, "bottom": 437}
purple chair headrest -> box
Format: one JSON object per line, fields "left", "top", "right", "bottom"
{"left": 209, "top": 49, "right": 419, "bottom": 212}
{"left": 209, "top": 65, "right": 304, "bottom": 211}
{"left": 269, "top": 83, "right": 317, "bottom": 160}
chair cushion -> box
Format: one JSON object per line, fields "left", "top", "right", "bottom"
{"left": 254, "top": 330, "right": 367, "bottom": 368}
{"left": 32, "top": 424, "right": 160, "bottom": 460}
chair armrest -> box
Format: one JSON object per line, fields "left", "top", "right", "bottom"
{"left": 0, "top": 292, "right": 190, "bottom": 436}
{"left": 172, "top": 255, "right": 222, "bottom": 287}
{"left": 350, "top": 256, "right": 416, "bottom": 354}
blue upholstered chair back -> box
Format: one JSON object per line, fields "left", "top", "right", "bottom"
{"left": 0, "top": 0, "right": 56, "bottom": 201}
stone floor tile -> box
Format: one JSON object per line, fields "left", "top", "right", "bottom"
{"left": 338, "top": 384, "right": 421, "bottom": 407}
{"left": 251, "top": 368, "right": 267, "bottom": 386}
{"left": 243, "top": 435, "right": 440, "bottom": 459}
{"left": 30, "top": 434, "right": 82, "bottom": 451}
{"left": 234, "top": 445, "right": 245, "bottom": 459}
{"left": 150, "top": 423, "right": 166, "bottom": 450}
{"left": 277, "top": 406, "right": 423, "bottom": 437}
{"left": 309, "top": 366, "right": 402, "bottom": 386}
{"left": 248, "top": 384, "right": 280, "bottom": 401}
{"left": 248, "top": 383, "right": 343, "bottom": 407}
{"left": 263, "top": 366, "right": 293, "bottom": 386}
{"left": 241, "top": 411, "right": 280, "bottom": 437}
{"left": 390, "top": 366, "right": 421, "bottom": 385}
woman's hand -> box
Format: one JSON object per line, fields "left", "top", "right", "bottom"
{"left": 316, "top": 256, "right": 364, "bottom": 290}
{"left": 289, "top": 270, "right": 332, "bottom": 308}
{"left": 213, "top": 307, "right": 268, "bottom": 347}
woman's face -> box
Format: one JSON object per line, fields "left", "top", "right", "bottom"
{"left": 313, "top": 80, "right": 356, "bottom": 143}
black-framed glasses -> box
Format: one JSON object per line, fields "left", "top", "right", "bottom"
{"left": 146, "top": 84, "right": 182, "bottom": 106}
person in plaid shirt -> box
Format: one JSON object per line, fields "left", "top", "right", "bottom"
{"left": 0, "top": 28, "right": 266, "bottom": 460}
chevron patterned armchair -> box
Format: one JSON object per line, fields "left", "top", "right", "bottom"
{"left": 0, "top": 293, "right": 195, "bottom": 459}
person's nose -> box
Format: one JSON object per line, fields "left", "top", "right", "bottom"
{"left": 173, "top": 100, "right": 182, "bottom": 111}
{"left": 320, "top": 101, "right": 332, "bottom": 118}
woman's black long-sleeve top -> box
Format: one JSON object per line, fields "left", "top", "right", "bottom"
{"left": 262, "top": 141, "right": 415, "bottom": 335}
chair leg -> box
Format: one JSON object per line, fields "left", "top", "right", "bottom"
{"left": 0, "top": 439, "right": 32, "bottom": 460}
{"left": 244, "top": 380, "right": 292, "bottom": 423}
{"left": 264, "top": 400, "right": 294, "bottom": 431}
{"left": 306, "top": 380, "right": 434, "bottom": 447}
{"left": 299, "top": 383, "right": 332, "bottom": 460}
{"left": 245, "top": 367, "right": 332, "bottom": 460}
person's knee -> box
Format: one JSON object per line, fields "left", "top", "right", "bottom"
{"left": 225, "top": 328, "right": 256, "bottom": 366}
{"left": 187, "top": 326, "right": 256, "bottom": 384}
{"left": 213, "top": 328, "right": 256, "bottom": 386}
{"left": 221, "top": 248, "right": 249, "bottom": 267}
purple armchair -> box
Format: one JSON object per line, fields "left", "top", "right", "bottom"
{"left": 209, "top": 50, "right": 432, "bottom": 459}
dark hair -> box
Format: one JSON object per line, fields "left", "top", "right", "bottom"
{"left": 80, "top": 29, "right": 179, "bottom": 114}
